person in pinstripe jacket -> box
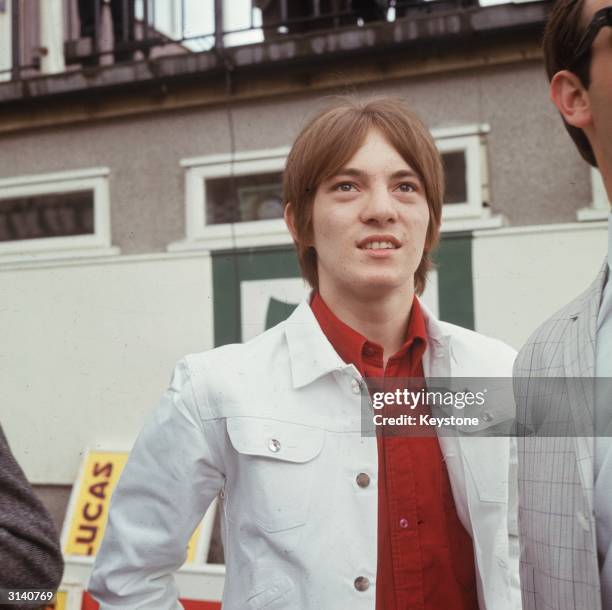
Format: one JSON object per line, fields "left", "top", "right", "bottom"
{"left": 514, "top": 1, "right": 612, "bottom": 608}
{"left": 0, "top": 424, "right": 63, "bottom": 608}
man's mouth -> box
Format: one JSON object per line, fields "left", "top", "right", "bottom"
{"left": 357, "top": 235, "right": 401, "bottom": 250}
{"left": 363, "top": 241, "right": 397, "bottom": 250}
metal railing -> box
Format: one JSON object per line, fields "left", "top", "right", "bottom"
{"left": 0, "top": 0, "right": 478, "bottom": 82}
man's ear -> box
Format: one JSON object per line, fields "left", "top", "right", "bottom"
{"left": 284, "top": 202, "right": 298, "bottom": 242}
{"left": 550, "top": 70, "right": 592, "bottom": 129}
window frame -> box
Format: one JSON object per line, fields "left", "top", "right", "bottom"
{"left": 432, "top": 124, "right": 502, "bottom": 231}
{"left": 0, "top": 167, "right": 117, "bottom": 262}
{"left": 174, "top": 125, "right": 500, "bottom": 252}
{"left": 172, "top": 148, "right": 290, "bottom": 252}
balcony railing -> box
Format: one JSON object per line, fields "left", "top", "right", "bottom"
{"left": 0, "top": 0, "right": 480, "bottom": 82}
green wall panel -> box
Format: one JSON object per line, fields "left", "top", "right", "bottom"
{"left": 433, "top": 232, "right": 474, "bottom": 330}
{"left": 212, "top": 233, "right": 474, "bottom": 347}
{"left": 212, "top": 246, "right": 301, "bottom": 346}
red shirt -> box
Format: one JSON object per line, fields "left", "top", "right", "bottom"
{"left": 311, "top": 293, "right": 477, "bottom": 610}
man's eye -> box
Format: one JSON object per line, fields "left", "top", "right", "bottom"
{"left": 334, "top": 182, "right": 356, "bottom": 192}
{"left": 397, "top": 183, "right": 417, "bottom": 193}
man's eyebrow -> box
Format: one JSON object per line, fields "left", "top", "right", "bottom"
{"left": 329, "top": 167, "right": 421, "bottom": 181}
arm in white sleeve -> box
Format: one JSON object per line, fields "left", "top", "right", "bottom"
{"left": 88, "top": 359, "right": 225, "bottom": 610}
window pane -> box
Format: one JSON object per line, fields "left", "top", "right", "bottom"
{"left": 205, "top": 172, "right": 284, "bottom": 224}
{"left": 0, "top": 190, "right": 94, "bottom": 242}
{"left": 442, "top": 151, "right": 467, "bottom": 204}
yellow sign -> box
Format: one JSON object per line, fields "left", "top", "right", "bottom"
{"left": 64, "top": 451, "right": 128, "bottom": 556}
{"left": 64, "top": 450, "right": 203, "bottom": 561}
{"left": 43, "top": 590, "right": 66, "bottom": 610}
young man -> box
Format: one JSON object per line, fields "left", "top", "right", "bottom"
{"left": 514, "top": 2, "right": 612, "bottom": 609}
{"left": 89, "top": 98, "right": 518, "bottom": 609}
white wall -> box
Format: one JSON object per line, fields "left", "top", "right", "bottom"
{"left": 0, "top": 252, "right": 214, "bottom": 484}
{"left": 473, "top": 222, "right": 609, "bottom": 349}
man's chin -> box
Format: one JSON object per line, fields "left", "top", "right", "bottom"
{"left": 346, "top": 275, "right": 414, "bottom": 297}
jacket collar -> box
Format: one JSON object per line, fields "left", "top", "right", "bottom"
{"left": 566, "top": 258, "right": 608, "bottom": 322}
{"left": 284, "top": 299, "right": 353, "bottom": 389}
{"left": 284, "top": 294, "right": 451, "bottom": 389}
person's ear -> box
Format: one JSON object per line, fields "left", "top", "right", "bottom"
{"left": 550, "top": 70, "right": 593, "bottom": 129}
{"left": 284, "top": 202, "right": 298, "bottom": 242}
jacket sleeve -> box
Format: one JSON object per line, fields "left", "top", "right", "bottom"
{"left": 0, "top": 425, "right": 64, "bottom": 593}
{"left": 88, "top": 359, "right": 226, "bottom": 610}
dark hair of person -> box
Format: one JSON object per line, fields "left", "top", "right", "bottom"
{"left": 542, "top": 0, "right": 597, "bottom": 166}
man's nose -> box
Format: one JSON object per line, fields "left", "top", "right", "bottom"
{"left": 360, "top": 185, "right": 399, "bottom": 224}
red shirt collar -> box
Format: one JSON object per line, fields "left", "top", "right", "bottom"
{"left": 310, "top": 292, "right": 428, "bottom": 373}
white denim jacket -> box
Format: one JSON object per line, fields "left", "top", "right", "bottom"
{"left": 89, "top": 299, "right": 520, "bottom": 610}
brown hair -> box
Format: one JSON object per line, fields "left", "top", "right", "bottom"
{"left": 283, "top": 97, "right": 444, "bottom": 295}
{"left": 542, "top": 0, "right": 597, "bottom": 166}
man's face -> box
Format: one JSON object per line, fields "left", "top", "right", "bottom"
{"left": 310, "top": 128, "right": 430, "bottom": 300}
{"left": 582, "top": 0, "right": 612, "bottom": 170}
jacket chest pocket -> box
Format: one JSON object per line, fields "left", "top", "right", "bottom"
{"left": 226, "top": 417, "right": 325, "bottom": 533}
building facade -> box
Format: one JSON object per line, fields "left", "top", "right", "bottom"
{"left": 0, "top": 0, "right": 608, "bottom": 606}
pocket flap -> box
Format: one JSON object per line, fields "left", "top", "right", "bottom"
{"left": 227, "top": 417, "right": 325, "bottom": 463}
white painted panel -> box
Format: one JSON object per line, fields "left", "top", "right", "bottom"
{"left": 0, "top": 253, "right": 214, "bottom": 484}
{"left": 420, "top": 268, "right": 439, "bottom": 319}
{"left": 40, "top": 0, "right": 65, "bottom": 74}
{"left": 240, "top": 277, "right": 311, "bottom": 341}
{"left": 472, "top": 222, "right": 608, "bottom": 349}
{"left": 0, "top": 0, "right": 11, "bottom": 82}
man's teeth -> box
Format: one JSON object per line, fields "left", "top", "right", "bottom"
{"left": 365, "top": 241, "right": 395, "bottom": 249}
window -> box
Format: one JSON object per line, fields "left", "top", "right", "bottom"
{"left": 0, "top": 167, "right": 117, "bottom": 262}
{"left": 172, "top": 148, "right": 290, "bottom": 251}
{"left": 174, "top": 127, "right": 500, "bottom": 252}
{"left": 577, "top": 167, "right": 609, "bottom": 221}
{"left": 432, "top": 124, "right": 502, "bottom": 231}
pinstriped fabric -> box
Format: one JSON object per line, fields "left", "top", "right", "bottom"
{"left": 514, "top": 261, "right": 607, "bottom": 610}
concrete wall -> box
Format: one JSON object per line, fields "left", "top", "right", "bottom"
{"left": 0, "top": 59, "right": 594, "bottom": 258}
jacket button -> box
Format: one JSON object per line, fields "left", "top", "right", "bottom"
{"left": 354, "top": 576, "right": 370, "bottom": 591}
{"left": 268, "top": 438, "right": 281, "bottom": 453}
{"left": 351, "top": 379, "right": 362, "bottom": 394}
{"left": 356, "top": 473, "right": 370, "bottom": 488}
{"left": 576, "top": 510, "right": 591, "bottom": 531}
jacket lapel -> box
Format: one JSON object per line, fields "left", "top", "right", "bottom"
{"left": 563, "top": 261, "right": 608, "bottom": 511}
{"left": 418, "top": 302, "right": 474, "bottom": 534}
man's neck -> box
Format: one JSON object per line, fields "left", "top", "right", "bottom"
{"left": 318, "top": 283, "right": 415, "bottom": 364}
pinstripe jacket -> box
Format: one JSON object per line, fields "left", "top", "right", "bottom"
{"left": 514, "top": 261, "right": 609, "bottom": 610}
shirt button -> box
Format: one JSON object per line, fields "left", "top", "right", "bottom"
{"left": 356, "top": 473, "right": 370, "bottom": 488}
{"left": 364, "top": 345, "right": 375, "bottom": 356}
{"left": 354, "top": 576, "right": 370, "bottom": 592}
{"left": 482, "top": 411, "right": 493, "bottom": 422}
{"left": 268, "top": 438, "right": 281, "bottom": 453}
{"left": 351, "top": 379, "right": 362, "bottom": 394}
{"left": 399, "top": 518, "right": 409, "bottom": 529}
